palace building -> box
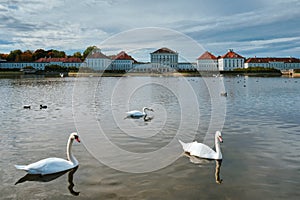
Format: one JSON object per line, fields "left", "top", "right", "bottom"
{"left": 218, "top": 49, "right": 244, "bottom": 71}
{"left": 245, "top": 57, "right": 300, "bottom": 70}
{"left": 150, "top": 47, "right": 178, "bottom": 72}
{"left": 83, "top": 48, "right": 112, "bottom": 71}
{"left": 197, "top": 51, "right": 218, "bottom": 71}
{"left": 1, "top": 46, "right": 300, "bottom": 72}
{"left": 110, "top": 51, "right": 137, "bottom": 71}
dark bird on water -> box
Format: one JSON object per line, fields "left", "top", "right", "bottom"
{"left": 40, "top": 105, "right": 47, "bottom": 109}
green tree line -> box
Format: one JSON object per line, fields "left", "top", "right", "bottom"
{"left": 0, "top": 46, "right": 97, "bottom": 62}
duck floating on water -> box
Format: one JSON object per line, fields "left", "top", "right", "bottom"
{"left": 40, "top": 105, "right": 47, "bottom": 109}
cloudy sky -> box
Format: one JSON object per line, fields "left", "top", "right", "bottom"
{"left": 0, "top": 0, "right": 300, "bottom": 61}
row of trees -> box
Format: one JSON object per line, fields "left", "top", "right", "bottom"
{"left": 0, "top": 46, "right": 97, "bottom": 62}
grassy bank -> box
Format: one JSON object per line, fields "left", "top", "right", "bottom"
{"left": 0, "top": 71, "right": 23, "bottom": 77}
{"left": 221, "top": 67, "right": 283, "bottom": 77}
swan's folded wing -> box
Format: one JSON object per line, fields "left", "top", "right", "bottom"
{"left": 26, "top": 158, "right": 74, "bottom": 175}
{"left": 179, "top": 140, "right": 192, "bottom": 152}
{"left": 126, "top": 110, "right": 144, "bottom": 117}
{"left": 188, "top": 142, "right": 217, "bottom": 159}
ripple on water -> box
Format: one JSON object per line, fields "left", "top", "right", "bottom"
{"left": 1, "top": 77, "right": 300, "bottom": 199}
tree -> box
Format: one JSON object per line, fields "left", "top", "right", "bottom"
{"left": 20, "top": 50, "right": 33, "bottom": 62}
{"left": 33, "top": 49, "right": 47, "bottom": 60}
{"left": 6, "top": 49, "right": 22, "bottom": 61}
{"left": 73, "top": 51, "right": 82, "bottom": 60}
{"left": 83, "top": 46, "right": 97, "bottom": 60}
{"left": 46, "top": 49, "right": 66, "bottom": 58}
{"left": 0, "top": 53, "right": 8, "bottom": 60}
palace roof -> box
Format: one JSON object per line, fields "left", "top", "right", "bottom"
{"left": 197, "top": 51, "right": 217, "bottom": 60}
{"left": 151, "top": 47, "right": 177, "bottom": 54}
{"left": 87, "top": 50, "right": 110, "bottom": 59}
{"left": 245, "top": 57, "right": 300, "bottom": 63}
{"left": 221, "top": 49, "right": 244, "bottom": 59}
{"left": 110, "top": 51, "right": 137, "bottom": 62}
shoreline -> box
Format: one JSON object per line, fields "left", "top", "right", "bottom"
{"left": 0, "top": 71, "right": 288, "bottom": 78}
{"left": 69, "top": 71, "right": 283, "bottom": 77}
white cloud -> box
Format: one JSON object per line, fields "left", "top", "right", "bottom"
{"left": 0, "top": 0, "right": 299, "bottom": 57}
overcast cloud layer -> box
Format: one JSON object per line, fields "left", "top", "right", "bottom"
{"left": 0, "top": 0, "right": 300, "bottom": 60}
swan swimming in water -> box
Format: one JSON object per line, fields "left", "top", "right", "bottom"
{"left": 179, "top": 131, "right": 223, "bottom": 160}
{"left": 125, "top": 107, "right": 154, "bottom": 121}
{"left": 15, "top": 132, "right": 80, "bottom": 175}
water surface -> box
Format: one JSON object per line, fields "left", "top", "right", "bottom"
{"left": 0, "top": 76, "right": 299, "bottom": 199}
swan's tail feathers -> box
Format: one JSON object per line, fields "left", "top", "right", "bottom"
{"left": 178, "top": 140, "right": 189, "bottom": 152}
{"left": 15, "top": 165, "right": 28, "bottom": 171}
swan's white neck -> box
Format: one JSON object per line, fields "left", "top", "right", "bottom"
{"left": 215, "top": 136, "right": 222, "bottom": 159}
{"left": 142, "top": 107, "right": 147, "bottom": 114}
{"left": 67, "top": 137, "right": 78, "bottom": 166}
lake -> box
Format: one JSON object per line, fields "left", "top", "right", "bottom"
{"left": 0, "top": 75, "right": 299, "bottom": 199}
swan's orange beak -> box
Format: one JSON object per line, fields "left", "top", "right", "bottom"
{"left": 75, "top": 135, "right": 80, "bottom": 143}
{"left": 218, "top": 136, "right": 223, "bottom": 143}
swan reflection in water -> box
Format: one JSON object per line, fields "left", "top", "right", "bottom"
{"left": 184, "top": 153, "right": 223, "bottom": 184}
{"left": 215, "top": 159, "right": 222, "bottom": 184}
{"left": 15, "top": 166, "right": 80, "bottom": 196}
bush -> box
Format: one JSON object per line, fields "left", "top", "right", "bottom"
{"left": 44, "top": 65, "right": 79, "bottom": 72}
{"left": 44, "top": 65, "right": 67, "bottom": 72}
{"left": 294, "top": 69, "right": 300, "bottom": 73}
{"left": 0, "top": 68, "right": 20, "bottom": 71}
{"left": 234, "top": 67, "right": 281, "bottom": 73}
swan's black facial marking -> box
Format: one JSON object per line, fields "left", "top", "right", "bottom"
{"left": 74, "top": 135, "right": 80, "bottom": 143}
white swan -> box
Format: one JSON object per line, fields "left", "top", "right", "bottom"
{"left": 179, "top": 131, "right": 223, "bottom": 160}
{"left": 125, "top": 107, "right": 154, "bottom": 120}
{"left": 15, "top": 132, "right": 80, "bottom": 175}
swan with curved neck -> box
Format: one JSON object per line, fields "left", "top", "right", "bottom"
{"left": 125, "top": 107, "right": 154, "bottom": 120}
{"left": 15, "top": 132, "right": 80, "bottom": 175}
{"left": 179, "top": 131, "right": 223, "bottom": 160}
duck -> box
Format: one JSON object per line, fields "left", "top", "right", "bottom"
{"left": 220, "top": 92, "right": 227, "bottom": 97}
{"left": 23, "top": 105, "right": 31, "bottom": 109}
{"left": 15, "top": 132, "right": 80, "bottom": 175}
{"left": 125, "top": 107, "right": 154, "bottom": 120}
{"left": 179, "top": 131, "right": 223, "bottom": 160}
{"left": 40, "top": 105, "right": 47, "bottom": 109}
